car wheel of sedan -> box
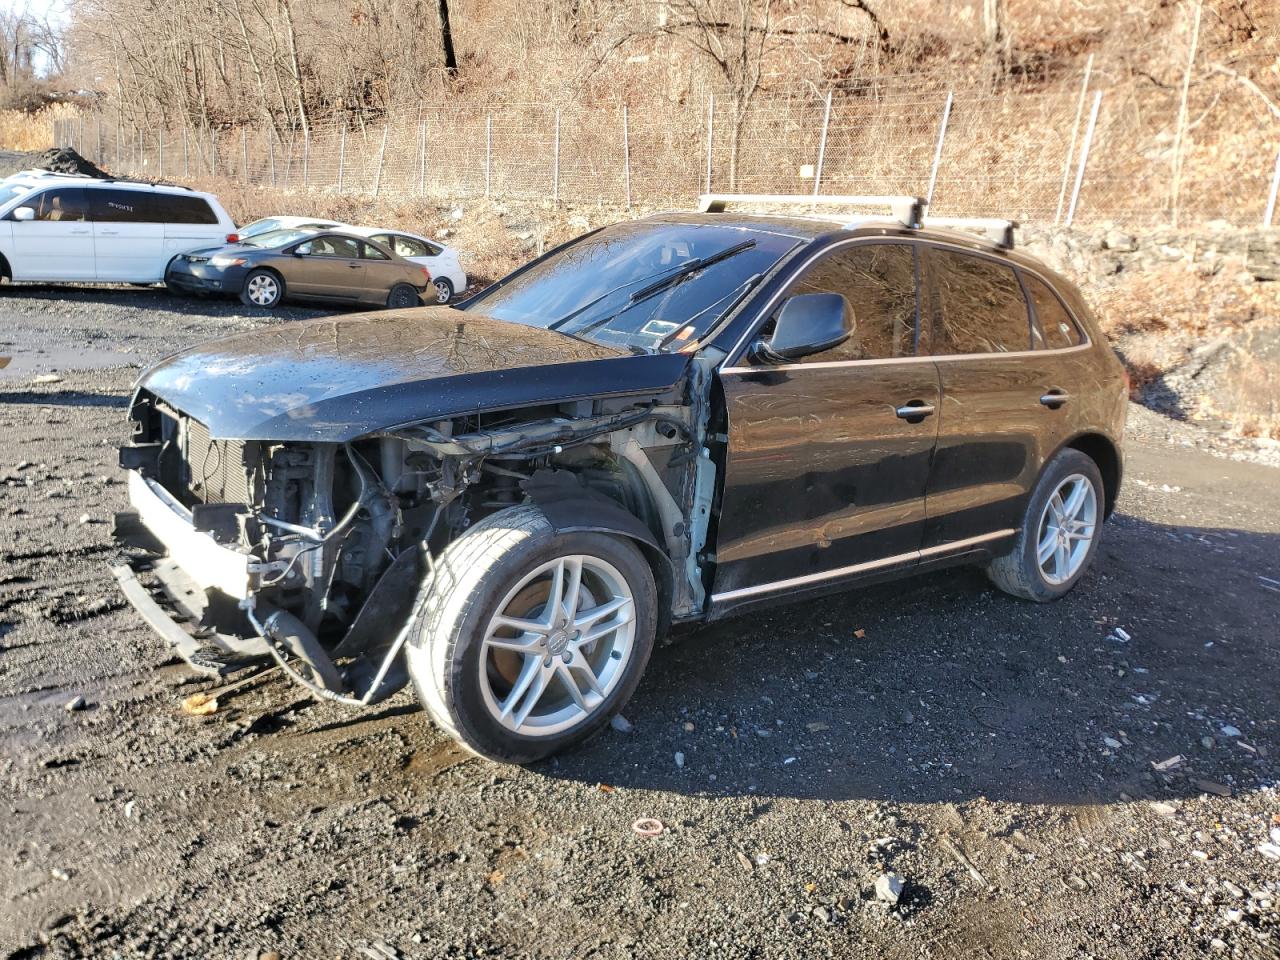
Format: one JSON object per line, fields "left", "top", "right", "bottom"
{"left": 432, "top": 278, "right": 453, "bottom": 304}
{"left": 240, "top": 269, "right": 284, "bottom": 309}
{"left": 987, "top": 448, "right": 1104, "bottom": 602}
{"left": 386, "top": 283, "right": 421, "bottom": 309}
{"left": 405, "top": 504, "right": 657, "bottom": 764}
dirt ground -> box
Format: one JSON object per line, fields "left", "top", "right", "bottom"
{"left": 1, "top": 284, "right": 1277, "bottom": 960}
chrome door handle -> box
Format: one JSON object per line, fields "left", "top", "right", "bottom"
{"left": 348, "top": 263, "right": 361, "bottom": 269}
{"left": 1040, "top": 390, "right": 1070, "bottom": 409}
{"left": 895, "top": 401, "right": 936, "bottom": 421}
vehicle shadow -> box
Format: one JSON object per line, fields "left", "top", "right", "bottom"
{"left": 538, "top": 515, "right": 1279, "bottom": 805}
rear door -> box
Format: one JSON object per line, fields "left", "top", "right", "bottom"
{"left": 6, "top": 187, "right": 94, "bottom": 280}
{"left": 358, "top": 239, "right": 405, "bottom": 302}
{"left": 711, "top": 241, "right": 940, "bottom": 609}
{"left": 918, "top": 245, "right": 1087, "bottom": 551}
{"left": 90, "top": 188, "right": 166, "bottom": 282}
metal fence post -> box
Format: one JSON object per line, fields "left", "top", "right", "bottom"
{"left": 338, "top": 126, "right": 346, "bottom": 192}
{"left": 1170, "top": 0, "right": 1203, "bottom": 228}
{"left": 485, "top": 114, "right": 493, "bottom": 197}
{"left": 268, "top": 128, "right": 277, "bottom": 188}
{"left": 373, "top": 124, "right": 389, "bottom": 196}
{"left": 1264, "top": 146, "right": 1280, "bottom": 228}
{"left": 158, "top": 126, "right": 164, "bottom": 177}
{"left": 926, "top": 91, "right": 953, "bottom": 204}
{"left": 553, "top": 108, "right": 560, "bottom": 205}
{"left": 1065, "top": 91, "right": 1103, "bottom": 227}
{"left": 813, "top": 91, "right": 833, "bottom": 196}
{"left": 418, "top": 120, "right": 427, "bottom": 195}
{"left": 303, "top": 128, "right": 310, "bottom": 187}
{"left": 95, "top": 116, "right": 101, "bottom": 164}
{"left": 241, "top": 128, "right": 248, "bottom": 183}
{"left": 704, "top": 94, "right": 715, "bottom": 194}
{"left": 182, "top": 126, "right": 189, "bottom": 178}
{"left": 622, "top": 105, "right": 632, "bottom": 210}
{"left": 1055, "top": 54, "right": 1094, "bottom": 224}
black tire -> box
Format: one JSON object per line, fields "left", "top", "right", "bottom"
{"left": 386, "top": 283, "right": 421, "bottom": 309}
{"left": 405, "top": 504, "right": 658, "bottom": 764}
{"left": 432, "top": 277, "right": 454, "bottom": 304}
{"left": 240, "top": 269, "right": 284, "bottom": 309}
{"left": 987, "top": 448, "right": 1105, "bottom": 602}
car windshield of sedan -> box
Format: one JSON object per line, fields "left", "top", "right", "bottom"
{"left": 241, "top": 228, "right": 314, "bottom": 249}
{"left": 469, "top": 221, "right": 799, "bottom": 353}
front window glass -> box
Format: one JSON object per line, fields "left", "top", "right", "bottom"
{"left": 784, "top": 243, "right": 917, "bottom": 362}
{"left": 32, "top": 188, "right": 89, "bottom": 222}
{"left": 469, "top": 221, "right": 797, "bottom": 353}
{"left": 308, "top": 236, "right": 360, "bottom": 258}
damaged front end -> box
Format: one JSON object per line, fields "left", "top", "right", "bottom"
{"left": 112, "top": 370, "right": 718, "bottom": 705}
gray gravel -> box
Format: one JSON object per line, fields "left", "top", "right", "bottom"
{"left": 1, "top": 286, "right": 1278, "bottom": 959}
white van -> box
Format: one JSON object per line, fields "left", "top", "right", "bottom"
{"left": 0, "top": 173, "right": 237, "bottom": 284}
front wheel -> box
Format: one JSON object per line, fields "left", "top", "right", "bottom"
{"left": 240, "top": 269, "right": 284, "bottom": 309}
{"left": 406, "top": 504, "right": 657, "bottom": 764}
{"left": 987, "top": 448, "right": 1104, "bottom": 602}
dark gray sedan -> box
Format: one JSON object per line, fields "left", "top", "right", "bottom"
{"left": 164, "top": 228, "right": 431, "bottom": 309}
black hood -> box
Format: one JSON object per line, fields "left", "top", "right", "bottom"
{"left": 136, "top": 307, "right": 691, "bottom": 442}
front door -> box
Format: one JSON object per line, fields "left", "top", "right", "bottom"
{"left": 297, "top": 235, "right": 365, "bottom": 299}
{"left": 711, "top": 241, "right": 940, "bottom": 610}
{"left": 917, "top": 245, "right": 1086, "bottom": 550}
{"left": 7, "top": 187, "right": 95, "bottom": 280}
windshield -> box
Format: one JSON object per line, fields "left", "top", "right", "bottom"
{"left": 242, "top": 228, "right": 314, "bottom": 249}
{"left": 239, "top": 217, "right": 281, "bottom": 238}
{"left": 0, "top": 183, "right": 34, "bottom": 209}
{"left": 468, "top": 221, "right": 798, "bottom": 353}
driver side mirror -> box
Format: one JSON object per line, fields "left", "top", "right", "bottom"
{"left": 12, "top": 206, "right": 34, "bottom": 222}
{"left": 751, "top": 292, "right": 853, "bottom": 364}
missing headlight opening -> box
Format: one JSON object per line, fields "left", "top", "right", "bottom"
{"left": 113, "top": 379, "right": 716, "bottom": 710}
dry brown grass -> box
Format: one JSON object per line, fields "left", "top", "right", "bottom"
{"left": 0, "top": 105, "right": 74, "bottom": 151}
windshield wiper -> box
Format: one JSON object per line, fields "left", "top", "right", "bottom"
{"left": 546, "top": 262, "right": 689, "bottom": 332}
{"left": 628, "top": 239, "right": 756, "bottom": 304}
{"left": 655, "top": 271, "right": 764, "bottom": 352}
{"left": 567, "top": 239, "right": 760, "bottom": 342}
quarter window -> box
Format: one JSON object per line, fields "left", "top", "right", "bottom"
{"left": 783, "top": 243, "right": 918, "bottom": 362}
{"left": 153, "top": 194, "right": 219, "bottom": 225}
{"left": 1025, "top": 274, "right": 1083, "bottom": 349}
{"left": 31, "top": 188, "right": 89, "bottom": 222}
{"left": 360, "top": 241, "right": 391, "bottom": 261}
{"left": 923, "top": 248, "right": 1030, "bottom": 355}
{"left": 378, "top": 234, "right": 430, "bottom": 258}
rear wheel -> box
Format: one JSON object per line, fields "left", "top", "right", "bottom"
{"left": 987, "top": 448, "right": 1104, "bottom": 602}
{"left": 386, "top": 283, "right": 421, "bottom": 309}
{"left": 432, "top": 277, "right": 454, "bottom": 304}
{"left": 240, "top": 269, "right": 284, "bottom": 309}
{"left": 406, "top": 504, "right": 657, "bottom": 764}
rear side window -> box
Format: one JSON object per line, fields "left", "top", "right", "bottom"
{"left": 154, "top": 194, "right": 219, "bottom": 225}
{"left": 785, "top": 243, "right": 918, "bottom": 362}
{"left": 1024, "top": 274, "right": 1083, "bottom": 349}
{"left": 923, "top": 248, "right": 1030, "bottom": 355}
{"left": 360, "top": 241, "right": 390, "bottom": 261}
{"left": 31, "top": 187, "right": 89, "bottom": 222}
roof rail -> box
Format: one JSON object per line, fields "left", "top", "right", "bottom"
{"left": 697, "top": 193, "right": 925, "bottom": 229}
{"left": 922, "top": 216, "right": 1017, "bottom": 249}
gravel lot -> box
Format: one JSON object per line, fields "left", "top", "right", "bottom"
{"left": 1, "top": 285, "right": 1278, "bottom": 960}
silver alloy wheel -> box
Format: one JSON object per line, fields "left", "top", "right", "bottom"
{"left": 478, "top": 554, "right": 636, "bottom": 737}
{"left": 433, "top": 278, "right": 452, "bottom": 303}
{"left": 1036, "top": 473, "right": 1098, "bottom": 585}
{"left": 246, "top": 273, "right": 279, "bottom": 306}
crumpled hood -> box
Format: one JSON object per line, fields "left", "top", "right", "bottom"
{"left": 136, "top": 307, "right": 691, "bottom": 442}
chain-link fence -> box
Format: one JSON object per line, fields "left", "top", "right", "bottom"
{"left": 51, "top": 82, "right": 1280, "bottom": 229}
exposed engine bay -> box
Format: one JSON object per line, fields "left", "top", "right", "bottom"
{"left": 112, "top": 358, "right": 720, "bottom": 705}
